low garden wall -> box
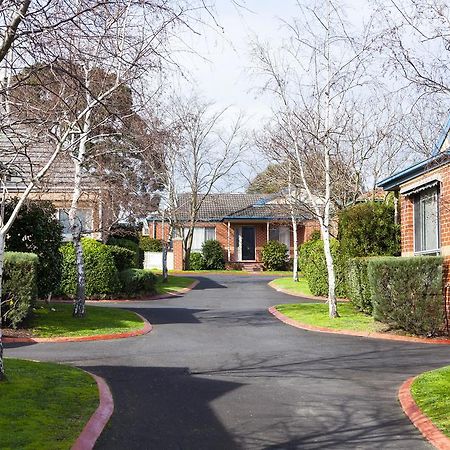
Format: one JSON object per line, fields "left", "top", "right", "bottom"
{"left": 144, "top": 251, "right": 174, "bottom": 271}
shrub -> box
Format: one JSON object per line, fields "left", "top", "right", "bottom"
{"left": 189, "top": 252, "right": 206, "bottom": 270}
{"left": 2, "top": 252, "right": 38, "bottom": 328}
{"left": 139, "top": 236, "right": 163, "bottom": 252}
{"left": 338, "top": 199, "right": 400, "bottom": 257}
{"left": 201, "top": 240, "right": 225, "bottom": 270}
{"left": 347, "top": 257, "right": 373, "bottom": 314}
{"left": 59, "top": 238, "right": 120, "bottom": 298}
{"left": 108, "top": 245, "right": 135, "bottom": 272}
{"left": 119, "top": 269, "right": 157, "bottom": 295}
{"left": 108, "top": 237, "right": 142, "bottom": 268}
{"left": 298, "top": 237, "right": 348, "bottom": 297}
{"left": 5, "top": 200, "right": 62, "bottom": 297}
{"left": 262, "top": 240, "right": 288, "bottom": 271}
{"left": 368, "top": 256, "right": 444, "bottom": 336}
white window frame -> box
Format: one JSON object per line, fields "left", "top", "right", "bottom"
{"left": 57, "top": 208, "right": 94, "bottom": 241}
{"left": 269, "top": 225, "right": 290, "bottom": 248}
{"left": 183, "top": 226, "right": 216, "bottom": 252}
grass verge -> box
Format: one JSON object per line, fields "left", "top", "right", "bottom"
{"left": 170, "top": 270, "right": 296, "bottom": 276}
{"left": 270, "top": 277, "right": 312, "bottom": 296}
{"left": 28, "top": 303, "right": 144, "bottom": 338}
{"left": 411, "top": 366, "right": 450, "bottom": 437}
{"left": 0, "top": 359, "right": 98, "bottom": 450}
{"left": 275, "top": 303, "right": 378, "bottom": 332}
{"left": 155, "top": 275, "right": 195, "bottom": 295}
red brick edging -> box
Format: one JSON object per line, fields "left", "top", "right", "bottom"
{"left": 398, "top": 377, "right": 450, "bottom": 450}
{"left": 3, "top": 312, "right": 152, "bottom": 343}
{"left": 72, "top": 372, "right": 114, "bottom": 450}
{"left": 267, "top": 280, "right": 349, "bottom": 302}
{"left": 268, "top": 306, "right": 450, "bottom": 345}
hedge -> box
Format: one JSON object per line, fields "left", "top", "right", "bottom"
{"left": 262, "top": 240, "right": 288, "bottom": 271}
{"left": 298, "top": 237, "right": 348, "bottom": 297}
{"left": 2, "top": 252, "right": 38, "bottom": 328}
{"left": 201, "top": 240, "right": 225, "bottom": 270}
{"left": 107, "top": 237, "right": 142, "bottom": 268}
{"left": 368, "top": 256, "right": 444, "bottom": 336}
{"left": 119, "top": 269, "right": 157, "bottom": 296}
{"left": 139, "top": 236, "right": 163, "bottom": 252}
{"left": 189, "top": 252, "right": 206, "bottom": 270}
{"left": 59, "top": 238, "right": 120, "bottom": 298}
{"left": 108, "top": 245, "right": 135, "bottom": 272}
{"left": 347, "top": 257, "right": 374, "bottom": 314}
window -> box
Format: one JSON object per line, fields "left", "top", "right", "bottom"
{"left": 183, "top": 227, "right": 216, "bottom": 252}
{"left": 414, "top": 186, "right": 440, "bottom": 255}
{"left": 269, "top": 225, "right": 290, "bottom": 247}
{"left": 58, "top": 209, "right": 93, "bottom": 237}
{"left": 142, "top": 221, "right": 149, "bottom": 236}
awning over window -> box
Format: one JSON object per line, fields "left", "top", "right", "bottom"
{"left": 401, "top": 179, "right": 440, "bottom": 197}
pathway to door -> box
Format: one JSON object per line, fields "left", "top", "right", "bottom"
{"left": 6, "top": 275, "right": 450, "bottom": 449}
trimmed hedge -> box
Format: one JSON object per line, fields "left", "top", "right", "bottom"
{"left": 139, "top": 236, "right": 163, "bottom": 252}
{"left": 347, "top": 257, "right": 373, "bottom": 314}
{"left": 59, "top": 238, "right": 120, "bottom": 298}
{"left": 262, "top": 240, "right": 288, "bottom": 271}
{"left": 368, "top": 256, "right": 444, "bottom": 336}
{"left": 119, "top": 269, "right": 157, "bottom": 295}
{"left": 107, "top": 237, "right": 142, "bottom": 268}
{"left": 201, "top": 240, "right": 225, "bottom": 270}
{"left": 2, "top": 252, "right": 38, "bottom": 328}
{"left": 298, "top": 237, "right": 348, "bottom": 297}
{"left": 108, "top": 245, "right": 135, "bottom": 272}
{"left": 189, "top": 252, "right": 206, "bottom": 270}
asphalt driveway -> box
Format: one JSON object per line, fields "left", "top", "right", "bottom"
{"left": 5, "top": 275, "right": 450, "bottom": 449}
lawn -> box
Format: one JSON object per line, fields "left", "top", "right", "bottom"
{"left": 170, "top": 269, "right": 296, "bottom": 276}
{"left": 275, "top": 303, "right": 378, "bottom": 332}
{"left": 155, "top": 275, "right": 195, "bottom": 295}
{"left": 28, "top": 303, "right": 144, "bottom": 338}
{"left": 0, "top": 359, "right": 98, "bottom": 450}
{"left": 270, "top": 277, "right": 312, "bottom": 296}
{"left": 411, "top": 366, "right": 450, "bottom": 437}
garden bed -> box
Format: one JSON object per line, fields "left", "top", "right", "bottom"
{"left": 0, "top": 359, "right": 98, "bottom": 450}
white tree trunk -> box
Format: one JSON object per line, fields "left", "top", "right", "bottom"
{"left": 291, "top": 217, "right": 299, "bottom": 282}
{"left": 0, "top": 232, "right": 5, "bottom": 380}
{"left": 322, "top": 222, "right": 338, "bottom": 317}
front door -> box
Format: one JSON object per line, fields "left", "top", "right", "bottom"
{"left": 241, "top": 226, "right": 256, "bottom": 261}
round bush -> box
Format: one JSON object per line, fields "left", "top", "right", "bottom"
{"left": 108, "top": 245, "right": 135, "bottom": 272}
{"left": 59, "top": 238, "right": 120, "bottom": 298}
{"left": 107, "top": 237, "right": 142, "bottom": 268}
{"left": 139, "top": 237, "right": 163, "bottom": 252}
{"left": 201, "top": 240, "right": 225, "bottom": 270}
{"left": 119, "top": 269, "right": 157, "bottom": 295}
{"left": 262, "top": 240, "right": 288, "bottom": 271}
{"left": 189, "top": 252, "right": 206, "bottom": 270}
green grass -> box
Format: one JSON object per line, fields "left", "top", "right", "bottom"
{"left": 275, "top": 303, "right": 378, "bottom": 332}
{"left": 411, "top": 366, "right": 450, "bottom": 437}
{"left": 170, "top": 269, "right": 296, "bottom": 276}
{"left": 271, "top": 277, "right": 312, "bottom": 296}
{"left": 0, "top": 359, "right": 98, "bottom": 450}
{"left": 155, "top": 275, "right": 195, "bottom": 295}
{"left": 28, "top": 303, "right": 144, "bottom": 338}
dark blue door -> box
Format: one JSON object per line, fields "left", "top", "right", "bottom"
{"left": 242, "top": 226, "right": 255, "bottom": 260}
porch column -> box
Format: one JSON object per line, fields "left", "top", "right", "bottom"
{"left": 266, "top": 221, "right": 270, "bottom": 242}
{"left": 227, "top": 221, "right": 231, "bottom": 262}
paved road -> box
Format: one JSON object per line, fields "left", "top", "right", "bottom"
{"left": 6, "top": 275, "right": 450, "bottom": 449}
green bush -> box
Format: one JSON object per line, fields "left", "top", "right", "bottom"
{"left": 2, "top": 252, "right": 38, "bottom": 328}
{"left": 108, "top": 237, "right": 142, "bottom": 268}
{"left": 139, "top": 236, "right": 163, "bottom": 252}
{"left": 338, "top": 200, "right": 400, "bottom": 257}
{"left": 189, "top": 252, "right": 206, "bottom": 270}
{"left": 119, "top": 269, "right": 157, "bottom": 295}
{"left": 347, "top": 257, "right": 373, "bottom": 314}
{"left": 108, "top": 245, "right": 135, "bottom": 272}
{"left": 368, "top": 256, "right": 444, "bottom": 336}
{"left": 5, "top": 200, "right": 62, "bottom": 297}
{"left": 298, "top": 237, "right": 348, "bottom": 297}
{"left": 59, "top": 238, "right": 120, "bottom": 298}
{"left": 262, "top": 240, "right": 288, "bottom": 271}
{"left": 201, "top": 240, "right": 225, "bottom": 270}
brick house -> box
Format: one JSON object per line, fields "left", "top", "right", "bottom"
{"left": 378, "top": 117, "right": 450, "bottom": 296}
{"left": 144, "top": 193, "right": 321, "bottom": 271}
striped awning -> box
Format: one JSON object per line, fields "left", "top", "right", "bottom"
{"left": 401, "top": 179, "right": 440, "bottom": 197}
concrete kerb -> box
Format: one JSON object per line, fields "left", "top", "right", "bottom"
{"left": 398, "top": 376, "right": 450, "bottom": 450}
{"left": 268, "top": 306, "right": 450, "bottom": 345}
{"left": 71, "top": 371, "right": 114, "bottom": 450}
{"left": 3, "top": 312, "right": 152, "bottom": 344}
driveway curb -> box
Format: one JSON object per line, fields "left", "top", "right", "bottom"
{"left": 398, "top": 377, "right": 450, "bottom": 450}
{"left": 3, "top": 312, "right": 152, "bottom": 343}
{"left": 268, "top": 306, "right": 450, "bottom": 345}
{"left": 72, "top": 372, "right": 114, "bottom": 450}
{"left": 268, "top": 280, "right": 349, "bottom": 302}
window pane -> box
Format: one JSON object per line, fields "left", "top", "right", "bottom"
{"left": 269, "top": 227, "right": 279, "bottom": 241}
{"left": 414, "top": 196, "right": 422, "bottom": 252}
{"left": 205, "top": 227, "right": 215, "bottom": 241}
{"left": 279, "top": 226, "right": 290, "bottom": 247}
{"left": 59, "top": 210, "right": 71, "bottom": 234}
{"left": 422, "top": 192, "right": 438, "bottom": 251}
{"left": 191, "top": 228, "right": 205, "bottom": 252}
